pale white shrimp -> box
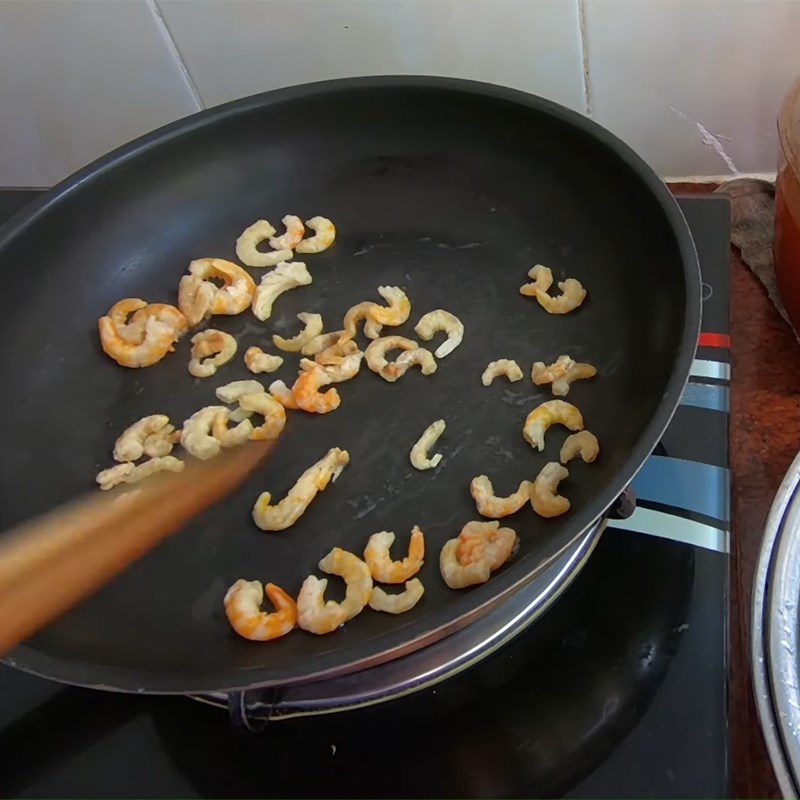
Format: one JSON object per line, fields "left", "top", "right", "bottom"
{"left": 252, "top": 447, "right": 349, "bottom": 530}
{"left": 244, "top": 347, "right": 284, "bottom": 375}
{"left": 98, "top": 313, "right": 177, "bottom": 368}
{"left": 252, "top": 261, "right": 312, "bottom": 321}
{"left": 519, "top": 264, "right": 553, "bottom": 296}
{"left": 215, "top": 380, "right": 265, "bottom": 404}
{"left": 295, "top": 216, "right": 336, "bottom": 254}
{"left": 300, "top": 331, "right": 345, "bottom": 357}
{"left": 364, "top": 335, "right": 417, "bottom": 380}
{"left": 369, "top": 579, "right": 425, "bottom": 614}
{"left": 523, "top": 400, "right": 584, "bottom": 451}
{"left": 414, "top": 310, "right": 464, "bottom": 358}
{"left": 455, "top": 520, "right": 518, "bottom": 571}
{"left": 269, "top": 215, "right": 305, "bottom": 250}
{"left": 273, "top": 312, "right": 324, "bottom": 352}
{"left": 481, "top": 359, "right": 523, "bottom": 386}
{"left": 292, "top": 363, "right": 341, "bottom": 413}
{"left": 96, "top": 455, "right": 184, "bottom": 491}
{"left": 296, "top": 576, "right": 347, "bottom": 634}
{"left": 363, "top": 527, "right": 425, "bottom": 583}
{"left": 410, "top": 419, "right": 445, "bottom": 470}
{"left": 531, "top": 462, "right": 570, "bottom": 517}
{"left": 318, "top": 547, "right": 372, "bottom": 620}
{"left": 113, "top": 415, "right": 174, "bottom": 462}
{"left": 238, "top": 392, "right": 287, "bottom": 441}
{"left": 179, "top": 258, "right": 255, "bottom": 324}
{"left": 531, "top": 355, "right": 597, "bottom": 396}
{"left": 235, "top": 219, "right": 293, "bottom": 268}
{"left": 560, "top": 430, "right": 599, "bottom": 464}
{"left": 180, "top": 405, "right": 228, "bottom": 460}
{"left": 224, "top": 580, "right": 297, "bottom": 641}
{"left": 383, "top": 347, "right": 437, "bottom": 381}
{"left": 300, "top": 352, "right": 363, "bottom": 384}
{"left": 188, "top": 329, "right": 237, "bottom": 378}
{"left": 268, "top": 379, "right": 299, "bottom": 410}
{"left": 470, "top": 475, "right": 533, "bottom": 518}
{"left": 341, "top": 301, "right": 384, "bottom": 341}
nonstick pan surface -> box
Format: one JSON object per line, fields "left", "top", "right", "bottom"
{"left": 0, "top": 78, "right": 699, "bottom": 693}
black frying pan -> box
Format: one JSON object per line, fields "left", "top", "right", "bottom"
{"left": 0, "top": 77, "right": 699, "bottom": 693}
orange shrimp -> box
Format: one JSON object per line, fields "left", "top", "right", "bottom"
{"left": 292, "top": 364, "right": 341, "bottom": 414}
{"left": 224, "top": 580, "right": 297, "bottom": 641}
{"left": 364, "top": 527, "right": 425, "bottom": 583}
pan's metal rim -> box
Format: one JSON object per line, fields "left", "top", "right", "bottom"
{"left": 752, "top": 451, "right": 800, "bottom": 798}
{"left": 0, "top": 76, "right": 701, "bottom": 694}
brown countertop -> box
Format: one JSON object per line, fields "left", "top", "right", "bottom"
{"left": 671, "top": 182, "right": 800, "bottom": 798}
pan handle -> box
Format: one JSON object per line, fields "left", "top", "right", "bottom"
{"left": 607, "top": 485, "right": 636, "bottom": 520}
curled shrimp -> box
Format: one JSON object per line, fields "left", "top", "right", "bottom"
{"left": 319, "top": 547, "right": 372, "bottom": 620}
{"left": 300, "top": 352, "right": 363, "bottom": 383}
{"left": 292, "top": 364, "right": 341, "bottom": 413}
{"left": 178, "top": 258, "right": 255, "bottom": 325}
{"left": 244, "top": 347, "right": 283, "bottom": 374}
{"left": 269, "top": 379, "right": 299, "bottom": 410}
{"left": 383, "top": 347, "right": 437, "bottom": 381}
{"left": 470, "top": 475, "right": 533, "bottom": 518}
{"left": 113, "top": 414, "right": 174, "bottom": 462}
{"left": 532, "top": 355, "right": 597, "bottom": 396}
{"left": 296, "top": 576, "right": 347, "bottom": 634}
{"left": 180, "top": 405, "right": 228, "bottom": 460}
{"left": 98, "top": 313, "right": 177, "bottom": 368}
{"left": 239, "top": 392, "right": 287, "bottom": 441}
{"left": 342, "top": 301, "right": 384, "bottom": 341}
{"left": 252, "top": 261, "right": 312, "bottom": 321}
{"left": 456, "top": 520, "right": 518, "bottom": 570}
{"left": 273, "top": 312, "right": 324, "bottom": 352}
{"left": 520, "top": 265, "right": 586, "bottom": 314}
{"left": 369, "top": 579, "right": 425, "bottom": 614}
{"left": 314, "top": 339, "right": 359, "bottom": 365}
{"left": 482, "top": 359, "right": 523, "bottom": 386}
{"left": 188, "top": 329, "right": 237, "bottom": 378}
{"left": 108, "top": 299, "right": 187, "bottom": 344}
{"left": 410, "top": 419, "right": 446, "bottom": 470}
{"left": 211, "top": 410, "right": 253, "bottom": 448}
{"left": 96, "top": 455, "right": 184, "bottom": 491}
{"left": 269, "top": 215, "right": 305, "bottom": 250}
{"left": 523, "top": 399, "right": 584, "bottom": 451}
{"left": 519, "top": 264, "right": 553, "bottom": 296}
{"left": 224, "top": 580, "right": 297, "bottom": 641}
{"left": 364, "top": 335, "right": 417, "bottom": 380}
{"left": 531, "top": 462, "right": 570, "bottom": 517}
{"left": 414, "top": 309, "right": 464, "bottom": 358}
{"left": 302, "top": 330, "right": 347, "bottom": 356}
{"left": 295, "top": 216, "right": 336, "bottom": 254}
{"left": 371, "top": 286, "right": 411, "bottom": 327}
{"left": 215, "top": 379, "right": 263, "bottom": 422}
{"left": 439, "top": 520, "right": 518, "bottom": 589}
{"left": 560, "top": 430, "right": 599, "bottom": 464}
{"left": 364, "top": 527, "right": 425, "bottom": 583}
{"left": 235, "top": 219, "right": 292, "bottom": 268}
{"left": 252, "top": 447, "right": 349, "bottom": 531}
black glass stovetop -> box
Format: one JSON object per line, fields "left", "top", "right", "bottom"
{"left": 0, "top": 192, "right": 729, "bottom": 798}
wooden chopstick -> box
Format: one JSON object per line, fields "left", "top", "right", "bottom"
{"left": 0, "top": 440, "right": 272, "bottom": 656}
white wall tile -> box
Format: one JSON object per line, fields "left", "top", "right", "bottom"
{"left": 0, "top": 0, "right": 201, "bottom": 187}
{"left": 159, "top": 0, "right": 585, "bottom": 112}
{"left": 584, "top": 0, "right": 800, "bottom": 177}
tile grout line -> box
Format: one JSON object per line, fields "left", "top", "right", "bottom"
{"left": 577, "top": 0, "right": 592, "bottom": 117}
{"left": 146, "top": 0, "right": 205, "bottom": 111}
